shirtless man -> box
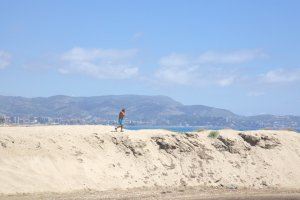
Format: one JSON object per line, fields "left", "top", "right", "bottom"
{"left": 115, "top": 108, "right": 126, "bottom": 132}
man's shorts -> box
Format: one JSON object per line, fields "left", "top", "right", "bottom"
{"left": 118, "top": 118, "right": 124, "bottom": 126}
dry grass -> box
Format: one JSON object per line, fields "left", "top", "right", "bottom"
{"left": 208, "top": 131, "right": 219, "bottom": 138}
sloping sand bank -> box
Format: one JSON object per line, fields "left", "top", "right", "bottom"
{"left": 0, "top": 125, "right": 300, "bottom": 196}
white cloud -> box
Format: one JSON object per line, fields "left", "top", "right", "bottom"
{"left": 132, "top": 32, "right": 144, "bottom": 41}
{"left": 59, "top": 47, "right": 139, "bottom": 79}
{"left": 61, "top": 47, "right": 137, "bottom": 61}
{"left": 158, "top": 53, "right": 189, "bottom": 67}
{"left": 156, "top": 53, "right": 198, "bottom": 85}
{"left": 155, "top": 50, "right": 263, "bottom": 86}
{"left": 217, "top": 76, "right": 236, "bottom": 87}
{"left": 0, "top": 50, "right": 11, "bottom": 69}
{"left": 156, "top": 65, "right": 199, "bottom": 85}
{"left": 197, "top": 49, "right": 267, "bottom": 64}
{"left": 262, "top": 68, "right": 300, "bottom": 83}
{"left": 247, "top": 91, "right": 265, "bottom": 97}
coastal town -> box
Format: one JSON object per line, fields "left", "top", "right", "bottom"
{"left": 0, "top": 115, "right": 149, "bottom": 126}
{"left": 0, "top": 114, "right": 299, "bottom": 131}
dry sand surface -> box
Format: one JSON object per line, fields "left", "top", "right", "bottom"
{"left": 2, "top": 187, "right": 300, "bottom": 200}
{"left": 0, "top": 125, "right": 300, "bottom": 199}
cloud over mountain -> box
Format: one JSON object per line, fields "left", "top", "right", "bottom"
{"left": 155, "top": 49, "right": 265, "bottom": 86}
{"left": 58, "top": 47, "right": 139, "bottom": 79}
{"left": 0, "top": 50, "right": 11, "bottom": 69}
{"left": 262, "top": 68, "right": 300, "bottom": 83}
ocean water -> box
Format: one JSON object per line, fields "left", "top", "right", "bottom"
{"left": 126, "top": 126, "right": 300, "bottom": 133}
{"left": 126, "top": 126, "right": 210, "bottom": 132}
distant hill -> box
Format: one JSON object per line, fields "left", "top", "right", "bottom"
{"left": 0, "top": 95, "right": 299, "bottom": 130}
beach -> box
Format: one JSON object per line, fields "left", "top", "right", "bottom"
{"left": 0, "top": 125, "right": 300, "bottom": 199}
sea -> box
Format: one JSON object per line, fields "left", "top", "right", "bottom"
{"left": 126, "top": 126, "right": 300, "bottom": 133}
{"left": 126, "top": 126, "right": 202, "bottom": 132}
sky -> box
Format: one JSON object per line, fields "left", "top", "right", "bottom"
{"left": 0, "top": 0, "right": 300, "bottom": 116}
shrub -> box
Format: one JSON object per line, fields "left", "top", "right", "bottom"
{"left": 208, "top": 131, "right": 219, "bottom": 138}
{"left": 196, "top": 128, "right": 206, "bottom": 132}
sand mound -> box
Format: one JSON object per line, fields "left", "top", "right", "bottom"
{"left": 0, "top": 125, "right": 300, "bottom": 194}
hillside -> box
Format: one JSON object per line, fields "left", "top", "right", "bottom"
{"left": 0, "top": 95, "right": 299, "bottom": 130}
{"left": 0, "top": 95, "right": 234, "bottom": 118}
{"left": 0, "top": 125, "right": 300, "bottom": 195}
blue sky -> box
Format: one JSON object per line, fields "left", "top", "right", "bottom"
{"left": 0, "top": 0, "right": 300, "bottom": 115}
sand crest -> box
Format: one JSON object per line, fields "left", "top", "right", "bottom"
{"left": 0, "top": 125, "right": 300, "bottom": 195}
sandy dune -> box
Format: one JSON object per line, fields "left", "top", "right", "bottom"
{"left": 0, "top": 125, "right": 300, "bottom": 197}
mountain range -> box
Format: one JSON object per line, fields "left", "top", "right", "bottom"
{"left": 0, "top": 95, "right": 299, "bottom": 130}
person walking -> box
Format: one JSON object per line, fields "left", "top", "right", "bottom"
{"left": 115, "top": 108, "right": 126, "bottom": 132}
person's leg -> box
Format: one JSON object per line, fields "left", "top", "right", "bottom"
{"left": 116, "top": 119, "right": 121, "bottom": 131}
{"left": 120, "top": 125, "right": 123, "bottom": 132}
{"left": 115, "top": 125, "right": 121, "bottom": 131}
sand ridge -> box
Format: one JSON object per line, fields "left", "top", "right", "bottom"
{"left": 0, "top": 125, "right": 300, "bottom": 195}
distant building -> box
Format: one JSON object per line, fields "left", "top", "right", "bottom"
{"left": 10, "top": 116, "right": 20, "bottom": 124}
{"left": 0, "top": 116, "right": 5, "bottom": 124}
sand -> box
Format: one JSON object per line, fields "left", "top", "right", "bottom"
{"left": 2, "top": 187, "right": 300, "bottom": 200}
{"left": 0, "top": 125, "right": 300, "bottom": 199}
